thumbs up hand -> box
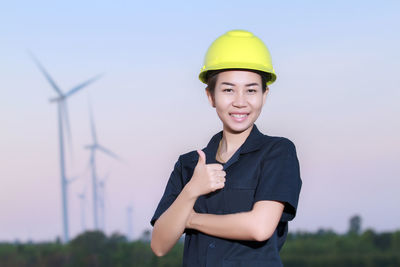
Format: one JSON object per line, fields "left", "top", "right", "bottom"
{"left": 186, "top": 150, "right": 226, "bottom": 198}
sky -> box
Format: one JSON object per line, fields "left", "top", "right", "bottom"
{"left": 1, "top": 0, "right": 399, "bottom": 242}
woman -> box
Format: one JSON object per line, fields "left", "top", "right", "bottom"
{"left": 150, "top": 30, "right": 302, "bottom": 266}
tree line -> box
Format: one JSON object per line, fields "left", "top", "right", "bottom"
{"left": 0, "top": 216, "right": 399, "bottom": 267}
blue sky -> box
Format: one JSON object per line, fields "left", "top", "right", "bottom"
{"left": 1, "top": 0, "right": 399, "bottom": 242}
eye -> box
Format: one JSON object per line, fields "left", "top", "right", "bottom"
{"left": 223, "top": 88, "right": 233, "bottom": 93}
{"left": 247, "top": 89, "right": 257, "bottom": 93}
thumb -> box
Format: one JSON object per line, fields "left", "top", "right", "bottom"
{"left": 196, "top": 150, "right": 206, "bottom": 165}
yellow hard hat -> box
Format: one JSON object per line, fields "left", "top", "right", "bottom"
{"left": 199, "top": 29, "right": 276, "bottom": 85}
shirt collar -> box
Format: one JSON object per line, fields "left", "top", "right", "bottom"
{"left": 201, "top": 124, "right": 265, "bottom": 165}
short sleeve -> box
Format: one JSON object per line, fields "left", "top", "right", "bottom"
{"left": 254, "top": 138, "right": 302, "bottom": 222}
{"left": 150, "top": 157, "right": 184, "bottom": 226}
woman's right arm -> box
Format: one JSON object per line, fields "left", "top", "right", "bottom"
{"left": 150, "top": 184, "right": 197, "bottom": 256}
{"left": 150, "top": 150, "right": 225, "bottom": 256}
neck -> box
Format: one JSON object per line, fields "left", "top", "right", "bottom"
{"left": 220, "top": 124, "right": 254, "bottom": 155}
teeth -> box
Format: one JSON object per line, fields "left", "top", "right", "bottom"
{"left": 231, "top": 114, "right": 247, "bottom": 118}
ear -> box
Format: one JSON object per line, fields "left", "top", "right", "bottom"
{"left": 262, "top": 86, "right": 269, "bottom": 106}
{"left": 206, "top": 88, "right": 216, "bottom": 108}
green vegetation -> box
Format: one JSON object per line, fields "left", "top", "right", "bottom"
{"left": 1, "top": 216, "right": 399, "bottom": 266}
{"left": 0, "top": 231, "right": 183, "bottom": 267}
{"left": 281, "top": 229, "right": 400, "bottom": 267}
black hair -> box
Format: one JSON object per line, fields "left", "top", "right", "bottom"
{"left": 205, "top": 68, "right": 270, "bottom": 95}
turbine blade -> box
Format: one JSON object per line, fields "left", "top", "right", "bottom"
{"left": 88, "top": 100, "right": 98, "bottom": 144}
{"left": 103, "top": 172, "right": 110, "bottom": 182}
{"left": 65, "top": 74, "right": 103, "bottom": 98}
{"left": 97, "top": 145, "right": 120, "bottom": 161}
{"left": 62, "top": 101, "right": 72, "bottom": 143}
{"left": 28, "top": 51, "right": 63, "bottom": 97}
{"left": 61, "top": 101, "right": 74, "bottom": 160}
{"left": 84, "top": 154, "right": 92, "bottom": 173}
{"left": 83, "top": 175, "right": 88, "bottom": 194}
{"left": 84, "top": 144, "right": 93, "bottom": 149}
{"left": 68, "top": 175, "right": 79, "bottom": 184}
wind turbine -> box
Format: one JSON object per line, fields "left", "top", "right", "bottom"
{"left": 98, "top": 172, "right": 110, "bottom": 232}
{"left": 85, "top": 103, "right": 120, "bottom": 230}
{"left": 30, "top": 52, "right": 102, "bottom": 243}
{"left": 77, "top": 192, "right": 86, "bottom": 233}
{"left": 76, "top": 159, "right": 92, "bottom": 233}
{"left": 77, "top": 178, "right": 89, "bottom": 233}
{"left": 127, "top": 205, "right": 133, "bottom": 241}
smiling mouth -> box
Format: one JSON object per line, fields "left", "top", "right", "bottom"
{"left": 230, "top": 113, "right": 248, "bottom": 118}
{"left": 229, "top": 113, "right": 249, "bottom": 121}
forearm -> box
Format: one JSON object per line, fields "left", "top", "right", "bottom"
{"left": 151, "top": 185, "right": 197, "bottom": 256}
{"left": 187, "top": 201, "right": 284, "bottom": 242}
{"left": 188, "top": 211, "right": 259, "bottom": 241}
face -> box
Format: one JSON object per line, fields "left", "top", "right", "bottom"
{"left": 206, "top": 70, "right": 268, "bottom": 134}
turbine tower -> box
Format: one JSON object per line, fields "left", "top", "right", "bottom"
{"left": 77, "top": 192, "right": 86, "bottom": 233}
{"left": 127, "top": 205, "right": 133, "bottom": 241}
{"left": 77, "top": 160, "right": 92, "bottom": 233}
{"left": 30, "top": 52, "right": 102, "bottom": 242}
{"left": 98, "top": 173, "right": 109, "bottom": 232}
{"left": 77, "top": 179, "right": 88, "bottom": 233}
{"left": 86, "top": 103, "right": 120, "bottom": 230}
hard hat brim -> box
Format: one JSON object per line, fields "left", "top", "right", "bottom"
{"left": 199, "top": 63, "right": 276, "bottom": 86}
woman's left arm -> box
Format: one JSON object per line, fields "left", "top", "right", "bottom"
{"left": 186, "top": 200, "right": 284, "bottom": 241}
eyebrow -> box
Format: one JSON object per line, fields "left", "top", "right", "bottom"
{"left": 221, "top": 82, "right": 260, "bottom": 87}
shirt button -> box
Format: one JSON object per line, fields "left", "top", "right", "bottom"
{"left": 209, "top": 242, "right": 216, "bottom": 248}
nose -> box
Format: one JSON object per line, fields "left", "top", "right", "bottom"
{"left": 232, "top": 91, "right": 247, "bottom": 108}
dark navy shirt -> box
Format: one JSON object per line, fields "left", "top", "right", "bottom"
{"left": 151, "top": 124, "right": 302, "bottom": 267}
